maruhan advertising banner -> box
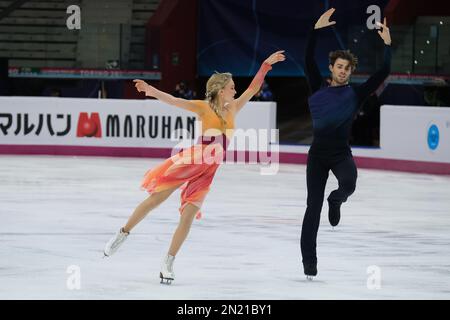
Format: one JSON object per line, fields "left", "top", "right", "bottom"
{"left": 0, "top": 97, "right": 277, "bottom": 152}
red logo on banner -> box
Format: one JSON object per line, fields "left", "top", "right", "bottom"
{"left": 77, "top": 112, "right": 102, "bottom": 137}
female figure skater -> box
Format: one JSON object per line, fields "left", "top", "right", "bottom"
{"left": 104, "top": 51, "right": 285, "bottom": 284}
{"left": 301, "top": 8, "right": 391, "bottom": 279}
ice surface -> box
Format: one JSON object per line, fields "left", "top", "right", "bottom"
{"left": 1, "top": 155, "right": 449, "bottom": 299}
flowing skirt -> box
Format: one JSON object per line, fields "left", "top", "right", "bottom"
{"left": 140, "top": 136, "right": 227, "bottom": 219}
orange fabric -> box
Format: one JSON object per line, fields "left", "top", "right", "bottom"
{"left": 140, "top": 102, "right": 235, "bottom": 219}
{"left": 249, "top": 62, "right": 272, "bottom": 90}
{"left": 141, "top": 139, "right": 227, "bottom": 220}
{"left": 189, "top": 100, "right": 235, "bottom": 138}
{"left": 140, "top": 66, "right": 274, "bottom": 218}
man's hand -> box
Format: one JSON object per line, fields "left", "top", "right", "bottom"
{"left": 376, "top": 18, "right": 392, "bottom": 45}
{"left": 314, "top": 8, "right": 337, "bottom": 30}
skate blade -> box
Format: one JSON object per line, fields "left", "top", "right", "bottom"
{"left": 306, "top": 275, "right": 315, "bottom": 281}
{"left": 159, "top": 272, "right": 174, "bottom": 285}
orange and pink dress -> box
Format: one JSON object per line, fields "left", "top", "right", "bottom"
{"left": 140, "top": 62, "right": 272, "bottom": 219}
{"left": 140, "top": 100, "right": 235, "bottom": 219}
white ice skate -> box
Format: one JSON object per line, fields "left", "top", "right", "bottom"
{"left": 160, "top": 254, "right": 175, "bottom": 284}
{"left": 104, "top": 228, "right": 129, "bottom": 257}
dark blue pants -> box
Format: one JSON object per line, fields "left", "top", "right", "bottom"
{"left": 300, "top": 152, "right": 357, "bottom": 264}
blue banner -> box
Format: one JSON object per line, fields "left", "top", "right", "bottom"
{"left": 198, "top": 0, "right": 388, "bottom": 77}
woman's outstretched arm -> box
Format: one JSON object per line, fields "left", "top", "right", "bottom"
{"left": 232, "top": 50, "right": 285, "bottom": 113}
{"left": 133, "top": 79, "right": 204, "bottom": 115}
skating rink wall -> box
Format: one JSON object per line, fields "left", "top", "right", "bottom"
{"left": 279, "top": 105, "right": 450, "bottom": 174}
{"left": 0, "top": 97, "right": 449, "bottom": 174}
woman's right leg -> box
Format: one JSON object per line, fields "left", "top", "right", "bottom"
{"left": 104, "top": 185, "right": 181, "bottom": 257}
{"left": 123, "top": 185, "right": 180, "bottom": 233}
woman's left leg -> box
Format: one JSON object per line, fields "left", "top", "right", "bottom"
{"left": 168, "top": 203, "right": 200, "bottom": 256}
{"left": 160, "top": 203, "right": 200, "bottom": 283}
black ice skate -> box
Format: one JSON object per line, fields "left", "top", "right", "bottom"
{"left": 328, "top": 199, "right": 341, "bottom": 227}
{"left": 303, "top": 261, "right": 317, "bottom": 280}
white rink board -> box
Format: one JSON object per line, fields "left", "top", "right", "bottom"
{"left": 0, "top": 97, "right": 276, "bottom": 151}
{"left": 380, "top": 105, "right": 450, "bottom": 163}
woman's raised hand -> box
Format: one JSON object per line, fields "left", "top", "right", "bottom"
{"left": 264, "top": 50, "right": 286, "bottom": 65}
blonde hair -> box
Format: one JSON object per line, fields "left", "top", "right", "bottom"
{"left": 205, "top": 72, "right": 232, "bottom": 125}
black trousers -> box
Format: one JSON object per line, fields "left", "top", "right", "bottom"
{"left": 300, "top": 151, "right": 357, "bottom": 264}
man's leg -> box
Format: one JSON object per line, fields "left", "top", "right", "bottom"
{"left": 300, "top": 155, "right": 329, "bottom": 275}
{"left": 327, "top": 156, "right": 357, "bottom": 226}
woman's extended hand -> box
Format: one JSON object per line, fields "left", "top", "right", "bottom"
{"left": 133, "top": 79, "right": 157, "bottom": 96}
{"left": 264, "top": 50, "right": 286, "bottom": 65}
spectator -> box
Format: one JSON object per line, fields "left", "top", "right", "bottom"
{"left": 252, "top": 80, "right": 273, "bottom": 101}
{"left": 173, "top": 81, "right": 195, "bottom": 100}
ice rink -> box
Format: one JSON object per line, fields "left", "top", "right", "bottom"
{"left": 1, "top": 155, "right": 449, "bottom": 300}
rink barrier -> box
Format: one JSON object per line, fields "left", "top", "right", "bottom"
{"left": 279, "top": 152, "right": 450, "bottom": 175}
{"left": 1, "top": 144, "right": 449, "bottom": 175}
{"left": 1, "top": 98, "right": 449, "bottom": 175}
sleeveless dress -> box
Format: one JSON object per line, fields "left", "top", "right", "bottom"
{"left": 140, "top": 100, "right": 234, "bottom": 219}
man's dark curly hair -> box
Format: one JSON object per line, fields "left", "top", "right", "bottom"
{"left": 329, "top": 50, "right": 358, "bottom": 71}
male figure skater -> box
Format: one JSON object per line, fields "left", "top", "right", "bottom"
{"left": 301, "top": 8, "right": 392, "bottom": 278}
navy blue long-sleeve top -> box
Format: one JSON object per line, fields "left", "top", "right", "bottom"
{"left": 305, "top": 28, "right": 391, "bottom": 154}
